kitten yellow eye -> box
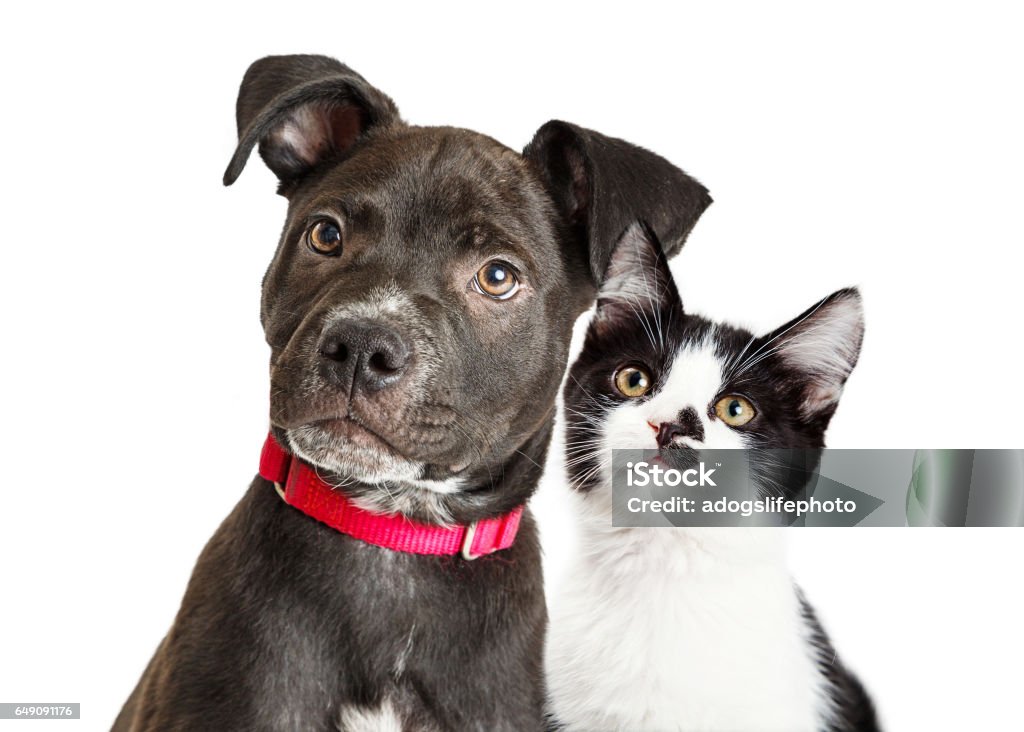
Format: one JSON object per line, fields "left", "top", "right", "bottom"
{"left": 714, "top": 395, "right": 756, "bottom": 427}
{"left": 614, "top": 365, "right": 652, "bottom": 398}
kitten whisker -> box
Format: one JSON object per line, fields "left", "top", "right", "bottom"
{"left": 569, "top": 374, "right": 613, "bottom": 411}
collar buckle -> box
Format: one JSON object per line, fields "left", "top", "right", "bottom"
{"left": 460, "top": 521, "right": 480, "bottom": 561}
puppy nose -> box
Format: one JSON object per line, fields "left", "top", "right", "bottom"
{"left": 318, "top": 320, "right": 412, "bottom": 392}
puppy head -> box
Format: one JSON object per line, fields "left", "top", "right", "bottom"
{"left": 226, "top": 55, "right": 711, "bottom": 523}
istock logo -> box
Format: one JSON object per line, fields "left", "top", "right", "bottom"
{"left": 626, "top": 461, "right": 718, "bottom": 488}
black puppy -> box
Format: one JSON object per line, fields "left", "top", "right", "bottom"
{"left": 113, "top": 55, "right": 710, "bottom": 731}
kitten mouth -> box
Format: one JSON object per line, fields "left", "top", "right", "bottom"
{"left": 656, "top": 444, "right": 702, "bottom": 471}
{"left": 664, "top": 438, "right": 702, "bottom": 450}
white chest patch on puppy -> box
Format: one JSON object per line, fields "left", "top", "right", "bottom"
{"left": 337, "top": 699, "right": 404, "bottom": 732}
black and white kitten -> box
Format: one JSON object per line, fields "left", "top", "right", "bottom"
{"left": 546, "top": 222, "right": 879, "bottom": 731}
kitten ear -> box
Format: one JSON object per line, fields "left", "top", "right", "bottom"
{"left": 766, "top": 288, "right": 865, "bottom": 417}
{"left": 594, "top": 221, "right": 682, "bottom": 326}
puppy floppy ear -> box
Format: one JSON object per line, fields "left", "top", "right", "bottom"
{"left": 524, "top": 121, "right": 711, "bottom": 286}
{"left": 223, "top": 54, "right": 400, "bottom": 191}
{"left": 764, "top": 288, "right": 865, "bottom": 419}
{"left": 594, "top": 221, "right": 681, "bottom": 330}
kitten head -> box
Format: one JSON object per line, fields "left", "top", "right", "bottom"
{"left": 563, "top": 222, "right": 864, "bottom": 493}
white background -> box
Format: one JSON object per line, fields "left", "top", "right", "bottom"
{"left": 2, "top": 2, "right": 1022, "bottom": 730}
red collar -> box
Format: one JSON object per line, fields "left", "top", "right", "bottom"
{"left": 259, "top": 434, "right": 523, "bottom": 560}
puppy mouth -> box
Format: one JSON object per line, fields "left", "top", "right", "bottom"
{"left": 313, "top": 416, "right": 404, "bottom": 456}
{"left": 270, "top": 379, "right": 479, "bottom": 486}
{"left": 280, "top": 414, "right": 414, "bottom": 479}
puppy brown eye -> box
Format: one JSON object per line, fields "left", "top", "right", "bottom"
{"left": 613, "top": 365, "right": 652, "bottom": 398}
{"left": 307, "top": 220, "right": 343, "bottom": 256}
{"left": 714, "top": 395, "right": 756, "bottom": 427}
{"left": 472, "top": 261, "right": 520, "bottom": 300}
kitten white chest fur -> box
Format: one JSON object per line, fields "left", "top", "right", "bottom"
{"left": 545, "top": 491, "right": 830, "bottom": 732}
